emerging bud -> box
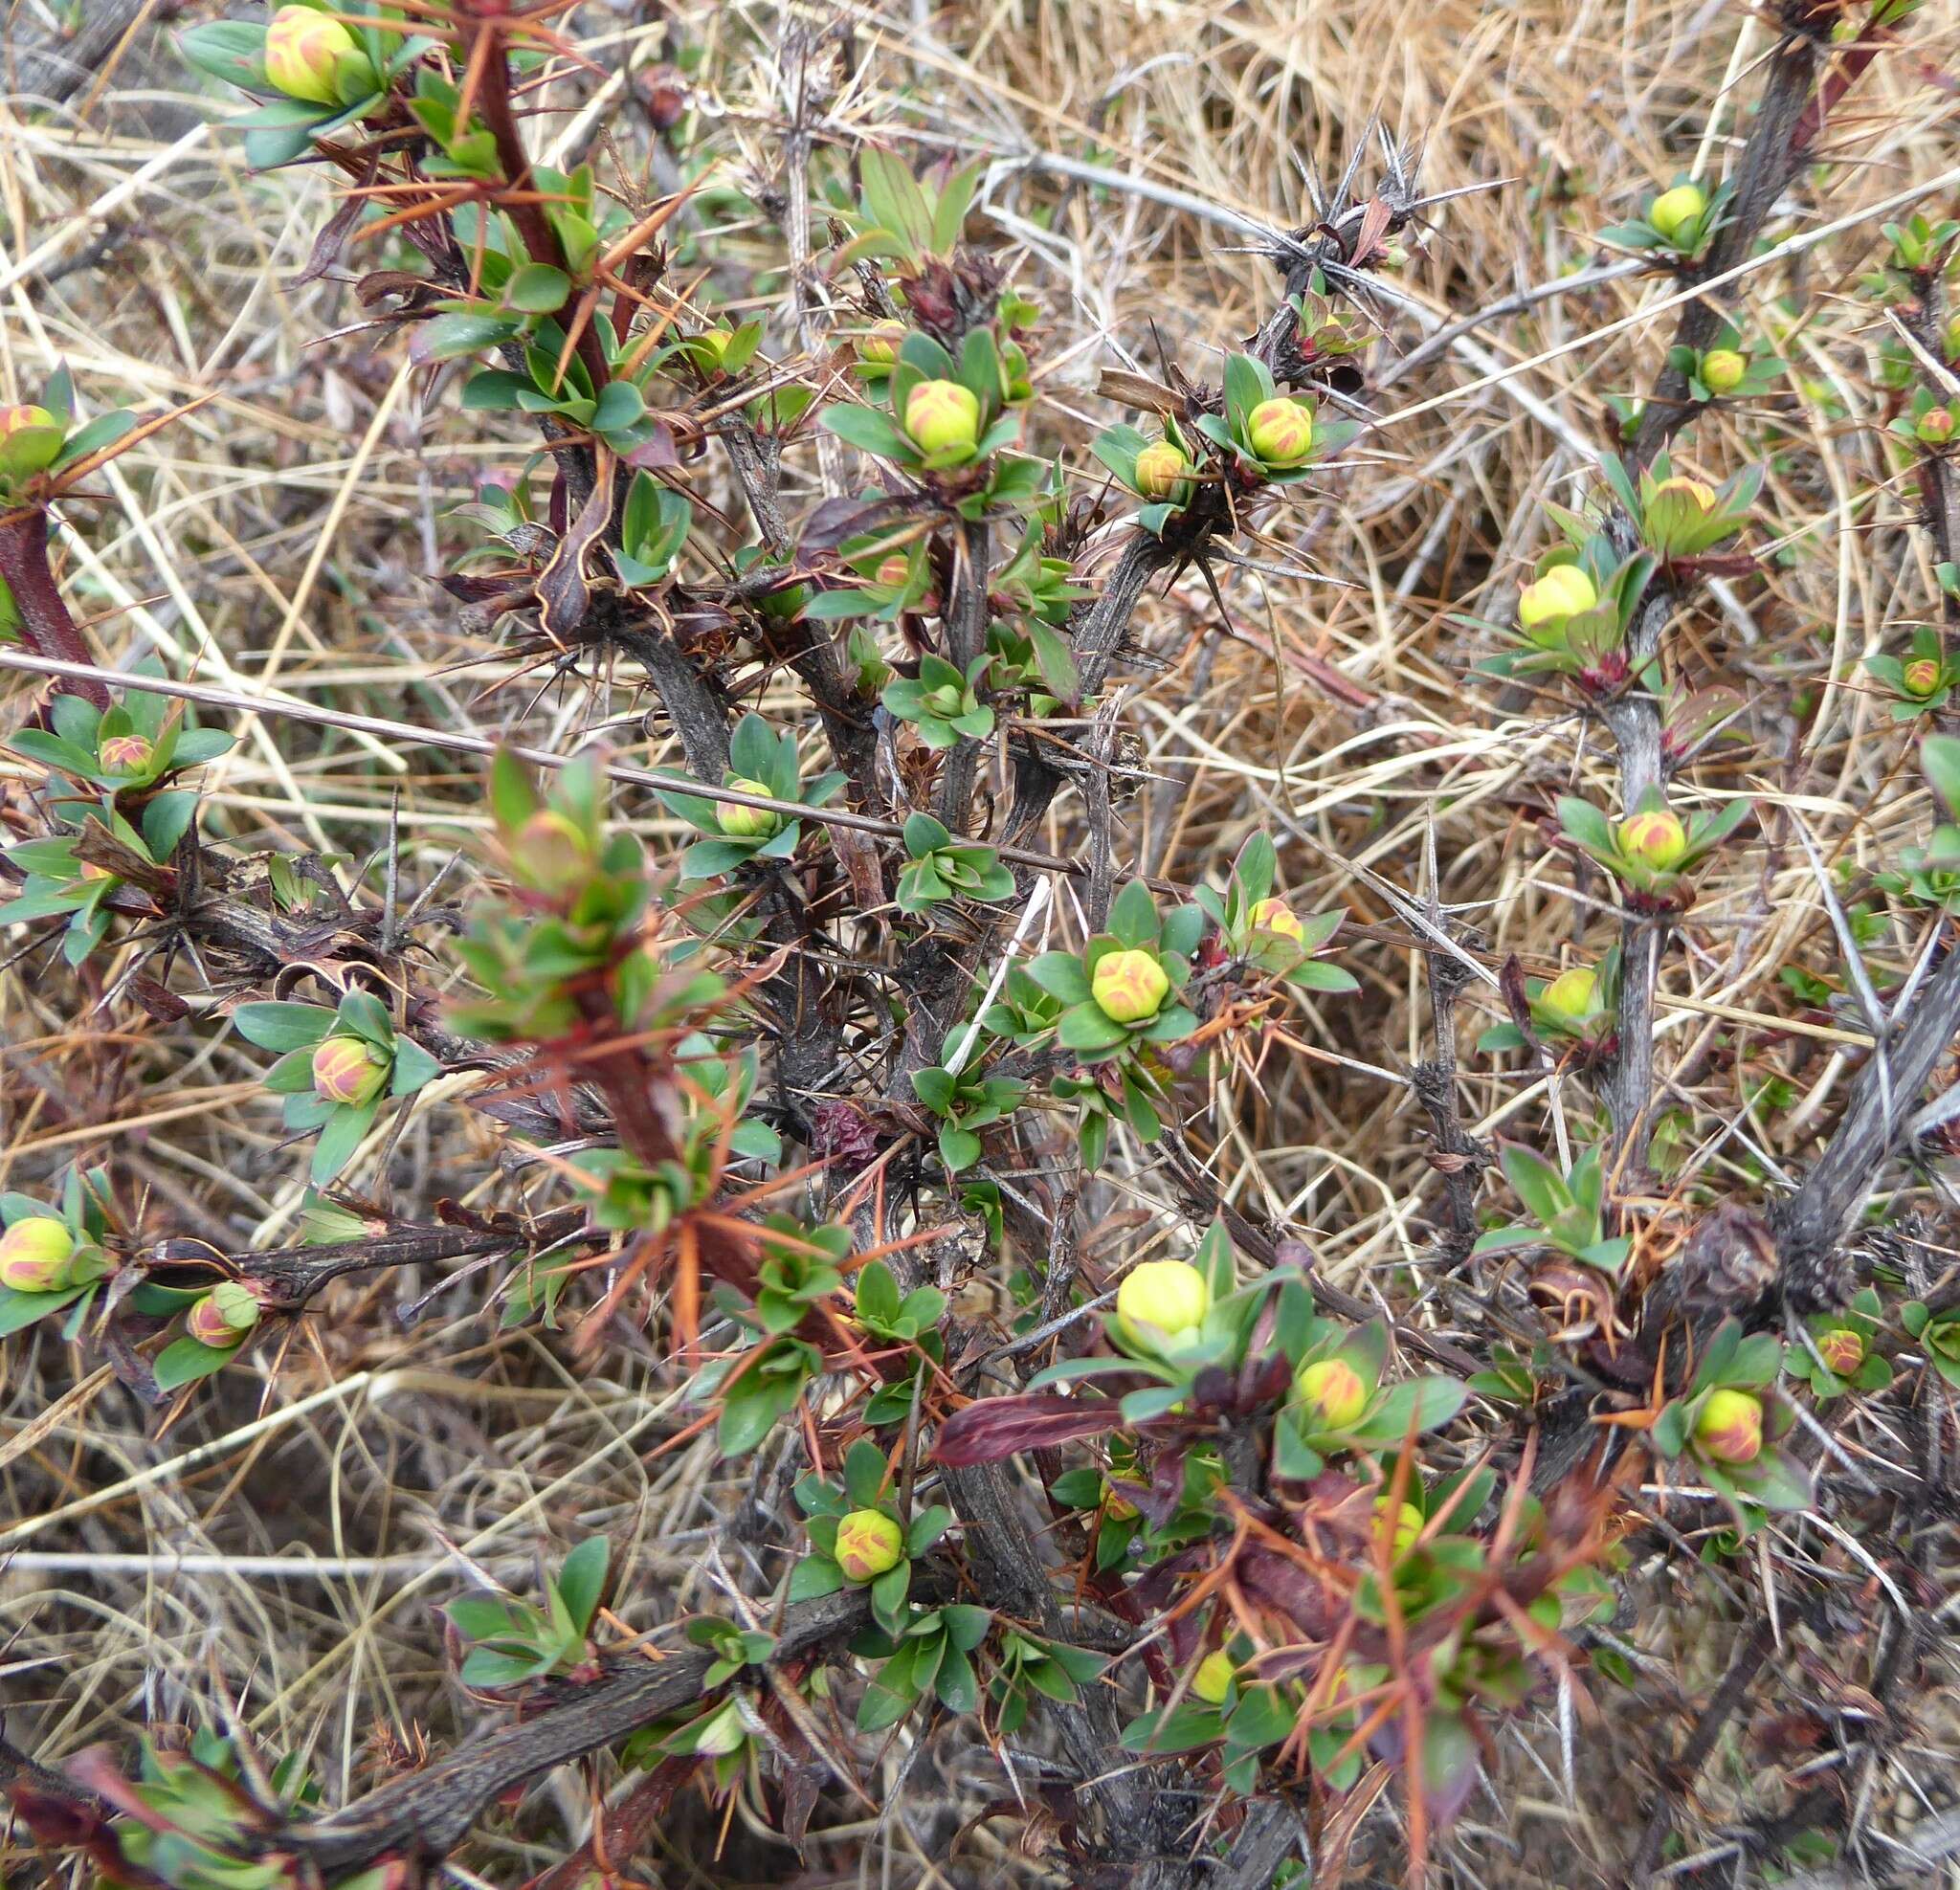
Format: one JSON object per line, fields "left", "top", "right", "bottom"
{"left": 0, "top": 1217, "right": 76, "bottom": 1293}
{"left": 1648, "top": 183, "right": 1707, "bottom": 245}
{"left": 186, "top": 1279, "right": 267, "bottom": 1348}
{"left": 715, "top": 778, "right": 784, "bottom": 838}
{"left": 1373, "top": 1495, "right": 1425, "bottom": 1559}
{"left": 1133, "top": 440, "right": 1190, "bottom": 500}
{"left": 1517, "top": 565, "right": 1598, "bottom": 629}
{"left": 690, "top": 1702, "right": 747, "bottom": 1756}
{"left": 1091, "top": 947, "right": 1170, "bottom": 1023}
{"left": 857, "top": 322, "right": 905, "bottom": 367}
{"left": 0, "top": 404, "right": 62, "bottom": 476}
{"left": 1701, "top": 349, "right": 1747, "bottom": 395}
{"left": 1192, "top": 1650, "right": 1237, "bottom": 1704}
{"left": 1904, "top": 657, "right": 1943, "bottom": 699}
{"left": 926, "top": 682, "right": 967, "bottom": 718}
{"left": 1616, "top": 806, "right": 1688, "bottom": 873}
{"left": 1115, "top": 1258, "right": 1210, "bottom": 1353}
{"left": 264, "top": 6, "right": 361, "bottom": 106}
{"left": 509, "top": 810, "right": 594, "bottom": 896}
{"left": 1248, "top": 897, "right": 1304, "bottom": 945}
{"left": 903, "top": 379, "right": 980, "bottom": 456}
{"left": 1816, "top": 1327, "right": 1865, "bottom": 1376}
{"left": 312, "top": 1035, "right": 389, "bottom": 1107}
{"left": 835, "top": 1509, "right": 904, "bottom": 1582}
{"left": 875, "top": 555, "right": 911, "bottom": 589}
{"left": 1694, "top": 1388, "right": 1763, "bottom": 1465}
{"left": 1537, "top": 965, "right": 1598, "bottom": 1023}
{"left": 1245, "top": 397, "right": 1313, "bottom": 466}
{"left": 1917, "top": 407, "right": 1955, "bottom": 446}
{"left": 98, "top": 734, "right": 153, "bottom": 773}
{"left": 1102, "top": 1480, "right": 1139, "bottom": 1521}
{"left": 1297, "top": 1356, "right": 1369, "bottom": 1429}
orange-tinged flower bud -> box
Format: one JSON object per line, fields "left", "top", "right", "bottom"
{"left": 0, "top": 1217, "right": 76, "bottom": 1293}
{"left": 1649, "top": 184, "right": 1706, "bottom": 244}
{"left": 1617, "top": 807, "right": 1688, "bottom": 872}
{"left": 903, "top": 379, "right": 980, "bottom": 455}
{"left": 1695, "top": 1388, "right": 1763, "bottom": 1464}
{"left": 264, "top": 6, "right": 359, "bottom": 106}
{"left": 1134, "top": 441, "right": 1190, "bottom": 500}
{"left": 1249, "top": 898, "right": 1305, "bottom": 945}
{"left": 1904, "top": 657, "right": 1943, "bottom": 699}
{"left": 1297, "top": 1356, "right": 1369, "bottom": 1429}
{"left": 716, "top": 777, "right": 784, "bottom": 838}
{"left": 875, "top": 555, "right": 911, "bottom": 589}
{"left": 1115, "top": 1258, "right": 1210, "bottom": 1353}
{"left": 0, "top": 404, "right": 62, "bottom": 476}
{"left": 1918, "top": 407, "right": 1955, "bottom": 446}
{"left": 1538, "top": 966, "right": 1597, "bottom": 1022}
{"left": 1374, "top": 1495, "right": 1425, "bottom": 1558}
{"left": 98, "top": 734, "right": 153, "bottom": 772}
{"left": 1518, "top": 565, "right": 1598, "bottom": 628}
{"left": 1245, "top": 397, "right": 1313, "bottom": 466}
{"left": 1816, "top": 1327, "right": 1864, "bottom": 1376}
{"left": 835, "top": 1509, "right": 904, "bottom": 1582}
{"left": 509, "top": 810, "right": 594, "bottom": 896}
{"left": 312, "top": 1035, "right": 388, "bottom": 1106}
{"left": 1192, "top": 1650, "right": 1237, "bottom": 1703}
{"left": 186, "top": 1279, "right": 266, "bottom": 1347}
{"left": 1091, "top": 948, "right": 1169, "bottom": 1023}
{"left": 1701, "top": 349, "right": 1747, "bottom": 394}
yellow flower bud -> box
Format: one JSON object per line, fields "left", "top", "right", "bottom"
{"left": 1649, "top": 184, "right": 1707, "bottom": 245}
{"left": 1133, "top": 441, "right": 1190, "bottom": 500}
{"left": 903, "top": 379, "right": 980, "bottom": 456}
{"left": 264, "top": 6, "right": 359, "bottom": 107}
{"left": 1297, "top": 1356, "right": 1369, "bottom": 1429}
{"left": 1695, "top": 1389, "right": 1763, "bottom": 1464}
{"left": 716, "top": 777, "right": 784, "bottom": 838}
{"left": 1115, "top": 1258, "right": 1210, "bottom": 1353}
{"left": 1616, "top": 807, "right": 1689, "bottom": 873}
{"left": 0, "top": 1217, "right": 76, "bottom": 1293}
{"left": 1091, "top": 948, "right": 1170, "bottom": 1024}
{"left": 1192, "top": 1650, "right": 1237, "bottom": 1704}
{"left": 1245, "top": 397, "right": 1313, "bottom": 466}
{"left": 312, "top": 1035, "right": 388, "bottom": 1106}
{"left": 0, "top": 404, "right": 62, "bottom": 476}
{"left": 1517, "top": 565, "right": 1598, "bottom": 628}
{"left": 1249, "top": 898, "right": 1304, "bottom": 945}
{"left": 1816, "top": 1327, "right": 1864, "bottom": 1376}
{"left": 1373, "top": 1496, "right": 1424, "bottom": 1559}
{"left": 98, "top": 734, "right": 153, "bottom": 773}
{"left": 835, "top": 1509, "right": 904, "bottom": 1582}
{"left": 1651, "top": 475, "right": 1717, "bottom": 513}
{"left": 1701, "top": 349, "right": 1747, "bottom": 394}
{"left": 1904, "top": 657, "right": 1943, "bottom": 699}
{"left": 1537, "top": 966, "right": 1597, "bottom": 1023}
{"left": 857, "top": 322, "right": 905, "bottom": 367}
{"left": 875, "top": 555, "right": 911, "bottom": 589}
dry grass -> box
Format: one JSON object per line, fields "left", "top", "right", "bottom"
{"left": 3, "top": 0, "right": 1960, "bottom": 1884}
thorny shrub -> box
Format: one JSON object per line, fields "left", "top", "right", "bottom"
{"left": 3, "top": 1, "right": 1960, "bottom": 1885}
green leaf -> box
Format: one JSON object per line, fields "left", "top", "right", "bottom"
{"left": 787, "top": 1555, "right": 845, "bottom": 1602}
{"left": 504, "top": 263, "right": 571, "bottom": 313}
{"left": 310, "top": 1097, "right": 382, "bottom": 1184}
{"left": 1500, "top": 1144, "right": 1573, "bottom": 1229}
{"left": 152, "top": 1335, "right": 240, "bottom": 1391}
{"left": 554, "top": 1535, "right": 609, "bottom": 1634}
{"left": 234, "top": 1002, "right": 334, "bottom": 1053}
